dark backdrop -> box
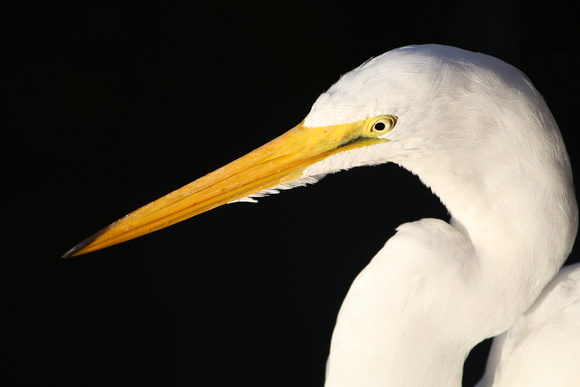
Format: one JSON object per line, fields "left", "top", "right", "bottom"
{"left": 4, "top": 1, "right": 579, "bottom": 386}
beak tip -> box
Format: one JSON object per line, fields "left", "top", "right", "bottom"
{"left": 61, "top": 249, "right": 76, "bottom": 259}
{"left": 61, "top": 242, "right": 87, "bottom": 259}
{"left": 62, "top": 227, "right": 109, "bottom": 258}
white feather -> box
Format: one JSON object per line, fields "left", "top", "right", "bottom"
{"left": 231, "top": 175, "right": 326, "bottom": 203}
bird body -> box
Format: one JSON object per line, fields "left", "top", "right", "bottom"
{"left": 65, "top": 45, "right": 578, "bottom": 386}
{"left": 477, "top": 262, "right": 580, "bottom": 387}
{"left": 325, "top": 218, "right": 477, "bottom": 386}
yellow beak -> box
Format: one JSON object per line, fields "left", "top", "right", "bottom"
{"left": 63, "top": 118, "right": 386, "bottom": 258}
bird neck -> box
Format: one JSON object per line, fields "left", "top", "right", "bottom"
{"left": 410, "top": 143, "right": 578, "bottom": 335}
{"left": 325, "top": 160, "right": 577, "bottom": 387}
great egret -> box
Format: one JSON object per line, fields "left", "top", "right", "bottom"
{"left": 64, "top": 45, "right": 579, "bottom": 386}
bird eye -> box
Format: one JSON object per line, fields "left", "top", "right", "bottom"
{"left": 371, "top": 116, "right": 397, "bottom": 134}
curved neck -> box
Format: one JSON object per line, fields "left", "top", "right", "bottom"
{"left": 416, "top": 149, "right": 576, "bottom": 332}
{"left": 325, "top": 131, "right": 577, "bottom": 387}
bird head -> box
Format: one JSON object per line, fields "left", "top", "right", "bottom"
{"left": 63, "top": 45, "right": 571, "bottom": 257}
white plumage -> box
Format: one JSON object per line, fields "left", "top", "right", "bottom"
{"left": 477, "top": 263, "right": 580, "bottom": 387}
{"left": 65, "top": 44, "right": 579, "bottom": 386}
{"left": 300, "top": 45, "right": 579, "bottom": 386}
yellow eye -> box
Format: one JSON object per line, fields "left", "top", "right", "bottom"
{"left": 371, "top": 115, "right": 397, "bottom": 134}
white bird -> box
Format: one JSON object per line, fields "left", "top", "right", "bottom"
{"left": 64, "top": 45, "right": 579, "bottom": 386}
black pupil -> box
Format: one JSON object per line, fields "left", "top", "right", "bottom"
{"left": 374, "top": 122, "right": 386, "bottom": 131}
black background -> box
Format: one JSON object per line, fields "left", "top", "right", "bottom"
{"left": 4, "top": 1, "right": 579, "bottom": 386}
